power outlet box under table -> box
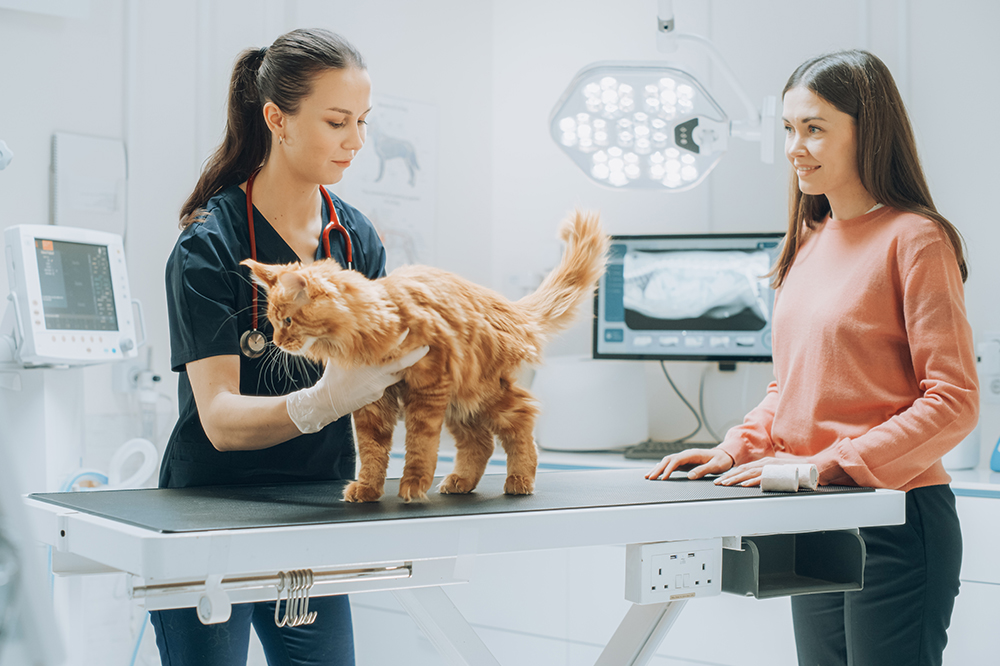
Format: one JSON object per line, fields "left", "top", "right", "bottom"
{"left": 625, "top": 538, "right": 722, "bottom": 604}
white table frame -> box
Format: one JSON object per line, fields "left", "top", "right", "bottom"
{"left": 25, "top": 485, "right": 905, "bottom": 666}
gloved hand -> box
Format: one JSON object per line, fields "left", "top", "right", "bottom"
{"left": 286, "top": 344, "right": 430, "bottom": 434}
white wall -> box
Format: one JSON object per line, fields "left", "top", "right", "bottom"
{"left": 295, "top": 0, "right": 495, "bottom": 283}
{"left": 908, "top": 1, "right": 1000, "bottom": 461}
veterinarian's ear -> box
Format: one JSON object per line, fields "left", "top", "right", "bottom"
{"left": 262, "top": 101, "right": 287, "bottom": 143}
{"left": 278, "top": 271, "right": 311, "bottom": 306}
{"left": 241, "top": 259, "right": 278, "bottom": 292}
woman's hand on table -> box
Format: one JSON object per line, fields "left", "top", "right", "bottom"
{"left": 714, "top": 455, "right": 811, "bottom": 487}
{"left": 646, "top": 448, "right": 735, "bottom": 481}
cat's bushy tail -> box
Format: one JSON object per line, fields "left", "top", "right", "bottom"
{"left": 517, "top": 210, "right": 609, "bottom": 339}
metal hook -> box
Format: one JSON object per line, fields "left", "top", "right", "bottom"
{"left": 274, "top": 571, "right": 288, "bottom": 627}
{"left": 274, "top": 569, "right": 318, "bottom": 627}
{"left": 290, "top": 570, "right": 303, "bottom": 626}
{"left": 300, "top": 570, "right": 317, "bottom": 625}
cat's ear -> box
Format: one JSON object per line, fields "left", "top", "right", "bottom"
{"left": 278, "top": 271, "right": 311, "bottom": 306}
{"left": 241, "top": 259, "right": 278, "bottom": 292}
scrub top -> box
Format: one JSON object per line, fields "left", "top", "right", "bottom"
{"left": 161, "top": 184, "right": 387, "bottom": 489}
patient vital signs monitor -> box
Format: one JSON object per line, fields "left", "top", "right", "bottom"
{"left": 3, "top": 224, "right": 138, "bottom": 366}
{"left": 594, "top": 233, "right": 784, "bottom": 363}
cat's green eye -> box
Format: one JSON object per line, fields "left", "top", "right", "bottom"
{"left": 284, "top": 317, "right": 292, "bottom": 325}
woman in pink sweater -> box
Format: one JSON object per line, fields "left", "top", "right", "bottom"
{"left": 647, "top": 50, "right": 978, "bottom": 666}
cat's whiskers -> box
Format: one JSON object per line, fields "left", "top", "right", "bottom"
{"left": 295, "top": 354, "right": 321, "bottom": 387}
{"left": 275, "top": 344, "right": 295, "bottom": 378}
{"left": 212, "top": 303, "right": 256, "bottom": 342}
{"left": 278, "top": 344, "right": 319, "bottom": 388}
{"left": 253, "top": 341, "right": 317, "bottom": 394}
{"left": 278, "top": 350, "right": 292, "bottom": 388}
{"left": 255, "top": 343, "right": 282, "bottom": 395}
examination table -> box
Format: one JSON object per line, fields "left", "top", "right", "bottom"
{"left": 24, "top": 469, "right": 904, "bottom": 665}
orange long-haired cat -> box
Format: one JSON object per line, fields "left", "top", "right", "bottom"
{"left": 244, "top": 211, "right": 608, "bottom": 502}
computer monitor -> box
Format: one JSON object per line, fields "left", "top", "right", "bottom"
{"left": 3, "top": 224, "right": 138, "bottom": 367}
{"left": 593, "top": 233, "right": 784, "bottom": 363}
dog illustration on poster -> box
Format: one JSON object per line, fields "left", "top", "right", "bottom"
{"left": 370, "top": 124, "right": 420, "bottom": 187}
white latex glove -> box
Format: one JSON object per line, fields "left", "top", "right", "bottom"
{"left": 286, "top": 345, "right": 429, "bottom": 434}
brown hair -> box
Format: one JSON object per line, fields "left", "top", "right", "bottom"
{"left": 769, "top": 49, "right": 967, "bottom": 287}
{"left": 179, "top": 28, "right": 365, "bottom": 228}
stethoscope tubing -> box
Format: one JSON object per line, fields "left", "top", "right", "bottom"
{"left": 242, "top": 167, "right": 354, "bottom": 358}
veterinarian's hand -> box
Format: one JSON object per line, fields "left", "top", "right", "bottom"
{"left": 286, "top": 344, "right": 429, "bottom": 434}
{"left": 645, "top": 448, "right": 735, "bottom": 481}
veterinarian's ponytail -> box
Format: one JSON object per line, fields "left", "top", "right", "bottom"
{"left": 180, "top": 29, "right": 366, "bottom": 228}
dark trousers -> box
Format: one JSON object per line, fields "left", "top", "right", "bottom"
{"left": 150, "top": 594, "right": 355, "bottom": 666}
{"left": 791, "top": 484, "right": 962, "bottom": 666}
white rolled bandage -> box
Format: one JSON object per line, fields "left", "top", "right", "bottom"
{"left": 760, "top": 465, "right": 799, "bottom": 492}
{"left": 796, "top": 464, "right": 819, "bottom": 491}
{"left": 760, "top": 464, "right": 819, "bottom": 492}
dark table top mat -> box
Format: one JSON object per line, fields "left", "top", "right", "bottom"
{"left": 29, "top": 468, "right": 871, "bottom": 534}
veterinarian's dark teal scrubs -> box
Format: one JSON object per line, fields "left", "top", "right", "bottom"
{"left": 157, "top": 186, "right": 382, "bottom": 665}
{"left": 161, "top": 184, "right": 386, "bottom": 489}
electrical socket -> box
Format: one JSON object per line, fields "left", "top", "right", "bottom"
{"left": 979, "top": 331, "right": 1000, "bottom": 404}
{"left": 625, "top": 538, "right": 722, "bottom": 604}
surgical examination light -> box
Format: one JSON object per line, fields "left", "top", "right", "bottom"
{"left": 550, "top": 1, "right": 775, "bottom": 191}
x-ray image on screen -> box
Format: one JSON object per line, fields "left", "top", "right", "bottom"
{"left": 594, "top": 233, "right": 784, "bottom": 362}
{"left": 622, "top": 250, "right": 771, "bottom": 332}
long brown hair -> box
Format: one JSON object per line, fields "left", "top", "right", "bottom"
{"left": 769, "top": 50, "right": 967, "bottom": 287}
{"left": 179, "top": 28, "right": 365, "bottom": 228}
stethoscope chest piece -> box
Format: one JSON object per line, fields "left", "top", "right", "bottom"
{"left": 240, "top": 329, "right": 267, "bottom": 359}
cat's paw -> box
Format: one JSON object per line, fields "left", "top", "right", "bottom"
{"left": 439, "top": 474, "right": 477, "bottom": 495}
{"left": 343, "top": 481, "right": 384, "bottom": 503}
{"left": 503, "top": 474, "right": 535, "bottom": 495}
{"left": 398, "top": 477, "right": 430, "bottom": 502}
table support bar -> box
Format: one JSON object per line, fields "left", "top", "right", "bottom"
{"left": 595, "top": 599, "right": 688, "bottom": 666}
{"left": 393, "top": 587, "right": 501, "bottom": 666}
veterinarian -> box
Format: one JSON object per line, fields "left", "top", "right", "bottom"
{"left": 647, "top": 50, "right": 978, "bottom": 666}
{"left": 156, "top": 28, "right": 426, "bottom": 666}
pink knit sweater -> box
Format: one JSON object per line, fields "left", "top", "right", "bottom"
{"left": 718, "top": 207, "right": 979, "bottom": 491}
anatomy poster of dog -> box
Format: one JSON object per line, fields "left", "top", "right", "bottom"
{"left": 332, "top": 94, "right": 437, "bottom": 272}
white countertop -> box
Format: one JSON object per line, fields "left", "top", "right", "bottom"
{"left": 948, "top": 468, "right": 1000, "bottom": 497}
{"left": 546, "top": 453, "right": 1000, "bottom": 497}
{"left": 533, "top": 452, "right": 1000, "bottom": 497}
{"left": 387, "top": 430, "right": 1000, "bottom": 498}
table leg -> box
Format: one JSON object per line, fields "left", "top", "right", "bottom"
{"left": 392, "top": 587, "right": 501, "bottom": 666}
{"left": 594, "top": 600, "right": 688, "bottom": 666}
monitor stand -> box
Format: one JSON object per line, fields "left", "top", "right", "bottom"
{"left": 0, "top": 365, "right": 86, "bottom": 493}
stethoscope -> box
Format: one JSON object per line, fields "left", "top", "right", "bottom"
{"left": 240, "top": 167, "right": 354, "bottom": 359}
